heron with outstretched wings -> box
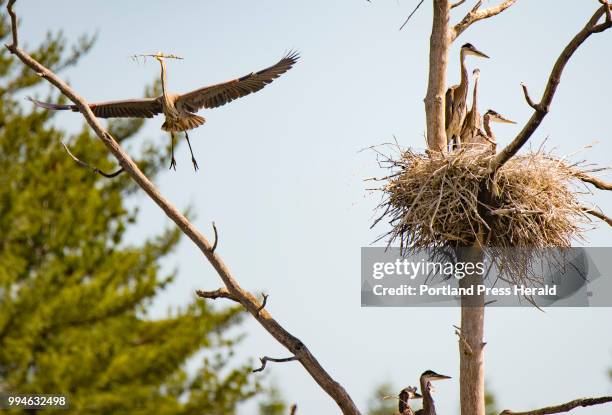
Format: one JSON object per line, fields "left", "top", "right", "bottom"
{"left": 29, "top": 51, "right": 299, "bottom": 170}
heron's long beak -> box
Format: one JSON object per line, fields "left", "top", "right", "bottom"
{"left": 413, "top": 392, "right": 423, "bottom": 399}
{"left": 495, "top": 114, "right": 517, "bottom": 124}
{"left": 472, "top": 48, "right": 489, "bottom": 59}
{"left": 430, "top": 373, "right": 452, "bottom": 381}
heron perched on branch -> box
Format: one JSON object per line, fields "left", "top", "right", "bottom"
{"left": 415, "top": 370, "right": 451, "bottom": 415}
{"left": 398, "top": 386, "right": 422, "bottom": 415}
{"left": 446, "top": 43, "right": 489, "bottom": 151}
{"left": 29, "top": 51, "right": 299, "bottom": 171}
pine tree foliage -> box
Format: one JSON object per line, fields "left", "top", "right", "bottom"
{"left": 0, "top": 5, "right": 262, "bottom": 414}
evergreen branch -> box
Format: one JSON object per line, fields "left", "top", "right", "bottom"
{"left": 500, "top": 396, "right": 612, "bottom": 415}
{"left": 252, "top": 356, "right": 298, "bottom": 373}
{"left": 491, "top": 1, "right": 612, "bottom": 173}
{"left": 5, "top": 2, "right": 361, "bottom": 414}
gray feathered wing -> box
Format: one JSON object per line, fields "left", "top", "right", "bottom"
{"left": 27, "top": 96, "right": 162, "bottom": 119}
{"left": 176, "top": 51, "right": 299, "bottom": 113}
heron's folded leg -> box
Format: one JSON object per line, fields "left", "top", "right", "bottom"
{"left": 184, "top": 131, "right": 199, "bottom": 171}
{"left": 169, "top": 133, "right": 177, "bottom": 171}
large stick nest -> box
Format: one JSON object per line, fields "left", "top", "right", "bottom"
{"left": 377, "top": 147, "right": 598, "bottom": 252}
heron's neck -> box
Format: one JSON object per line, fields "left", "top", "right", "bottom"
{"left": 158, "top": 59, "right": 169, "bottom": 98}
{"left": 484, "top": 116, "right": 493, "bottom": 139}
{"left": 420, "top": 380, "right": 436, "bottom": 415}
{"left": 472, "top": 76, "right": 479, "bottom": 114}
{"left": 459, "top": 50, "right": 469, "bottom": 95}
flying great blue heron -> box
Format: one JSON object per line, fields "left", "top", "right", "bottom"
{"left": 398, "top": 386, "right": 422, "bottom": 415}
{"left": 415, "top": 370, "right": 451, "bottom": 415}
{"left": 446, "top": 43, "right": 489, "bottom": 151}
{"left": 29, "top": 51, "right": 299, "bottom": 171}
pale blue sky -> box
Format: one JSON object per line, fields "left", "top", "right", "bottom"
{"left": 15, "top": 1, "right": 612, "bottom": 414}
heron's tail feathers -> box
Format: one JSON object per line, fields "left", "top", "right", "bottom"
{"left": 27, "top": 97, "right": 75, "bottom": 111}
{"left": 162, "top": 114, "right": 206, "bottom": 132}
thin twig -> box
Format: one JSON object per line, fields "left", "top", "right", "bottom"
{"left": 500, "top": 396, "right": 612, "bottom": 415}
{"left": 520, "top": 83, "right": 539, "bottom": 111}
{"left": 399, "top": 0, "right": 425, "bottom": 31}
{"left": 253, "top": 356, "right": 298, "bottom": 373}
{"left": 61, "top": 142, "right": 124, "bottom": 178}
{"left": 4, "top": 3, "right": 361, "bottom": 414}
{"left": 454, "top": 325, "right": 473, "bottom": 355}
{"left": 211, "top": 221, "right": 219, "bottom": 252}
{"left": 257, "top": 293, "right": 269, "bottom": 312}
{"left": 290, "top": 404, "right": 298, "bottom": 415}
{"left": 451, "top": 0, "right": 467, "bottom": 9}
{"left": 491, "top": 3, "right": 612, "bottom": 173}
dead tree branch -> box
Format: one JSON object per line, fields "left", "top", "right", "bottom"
{"left": 253, "top": 356, "right": 298, "bottom": 373}
{"left": 491, "top": 2, "right": 612, "bottom": 173}
{"left": 575, "top": 172, "right": 612, "bottom": 190}
{"left": 500, "top": 396, "right": 612, "bottom": 415}
{"left": 582, "top": 207, "right": 612, "bottom": 227}
{"left": 196, "top": 288, "right": 240, "bottom": 302}
{"left": 5, "top": 1, "right": 361, "bottom": 414}
{"left": 452, "top": 0, "right": 517, "bottom": 41}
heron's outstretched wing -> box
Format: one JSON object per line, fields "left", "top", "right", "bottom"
{"left": 176, "top": 51, "right": 299, "bottom": 112}
{"left": 28, "top": 97, "right": 162, "bottom": 119}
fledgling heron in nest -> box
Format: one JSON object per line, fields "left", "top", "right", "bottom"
{"left": 29, "top": 51, "right": 299, "bottom": 171}
{"left": 398, "top": 386, "right": 422, "bottom": 415}
{"left": 479, "top": 109, "right": 517, "bottom": 153}
{"left": 446, "top": 43, "right": 489, "bottom": 151}
{"left": 416, "top": 370, "right": 451, "bottom": 415}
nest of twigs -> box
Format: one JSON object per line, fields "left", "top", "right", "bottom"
{"left": 373, "top": 146, "right": 606, "bottom": 284}
{"left": 376, "top": 146, "right": 599, "bottom": 251}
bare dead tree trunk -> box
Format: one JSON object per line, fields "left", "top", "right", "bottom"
{"left": 424, "top": 0, "right": 450, "bottom": 152}
{"left": 457, "top": 245, "right": 486, "bottom": 415}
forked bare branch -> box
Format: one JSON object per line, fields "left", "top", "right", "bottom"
{"left": 500, "top": 396, "right": 612, "bottom": 415}
{"left": 5, "top": 1, "right": 361, "bottom": 414}
{"left": 491, "top": 2, "right": 612, "bottom": 173}
{"left": 452, "top": 0, "right": 517, "bottom": 41}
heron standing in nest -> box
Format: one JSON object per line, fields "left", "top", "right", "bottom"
{"left": 479, "top": 109, "right": 517, "bottom": 153}
{"left": 416, "top": 370, "right": 451, "bottom": 415}
{"left": 398, "top": 386, "right": 422, "bottom": 415}
{"left": 460, "top": 68, "right": 482, "bottom": 148}
{"left": 446, "top": 43, "right": 489, "bottom": 151}
{"left": 29, "top": 51, "right": 299, "bottom": 171}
